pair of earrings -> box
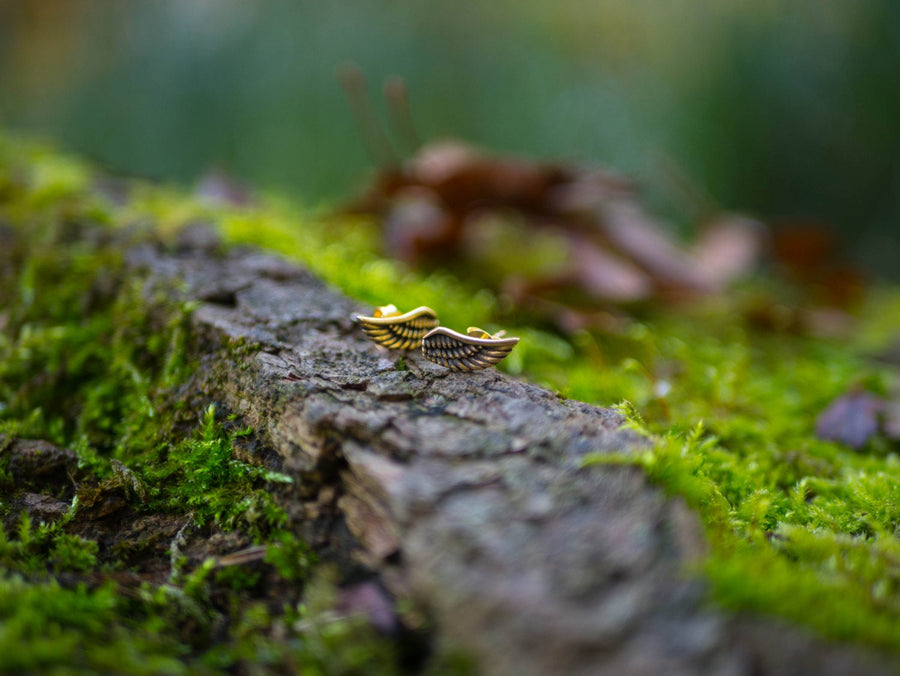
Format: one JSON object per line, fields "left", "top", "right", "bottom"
{"left": 353, "top": 304, "right": 519, "bottom": 372}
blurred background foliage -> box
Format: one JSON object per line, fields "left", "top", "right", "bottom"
{"left": 1, "top": 0, "right": 898, "bottom": 276}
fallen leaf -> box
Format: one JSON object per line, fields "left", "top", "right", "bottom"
{"left": 544, "top": 166, "right": 637, "bottom": 215}
{"left": 382, "top": 186, "right": 458, "bottom": 265}
{"left": 599, "top": 201, "right": 712, "bottom": 297}
{"left": 339, "top": 71, "right": 796, "bottom": 328}
{"left": 692, "top": 214, "right": 764, "bottom": 287}
{"left": 770, "top": 220, "right": 866, "bottom": 309}
{"left": 408, "top": 141, "right": 571, "bottom": 214}
{"left": 771, "top": 221, "right": 837, "bottom": 277}
{"left": 568, "top": 234, "right": 653, "bottom": 303}
{"left": 815, "top": 389, "right": 883, "bottom": 450}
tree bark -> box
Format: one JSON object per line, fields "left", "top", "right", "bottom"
{"left": 128, "top": 228, "right": 896, "bottom": 675}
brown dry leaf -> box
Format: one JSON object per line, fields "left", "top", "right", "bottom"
{"left": 382, "top": 186, "right": 458, "bottom": 266}
{"left": 545, "top": 167, "right": 637, "bottom": 216}
{"left": 599, "top": 201, "right": 713, "bottom": 297}
{"left": 771, "top": 220, "right": 866, "bottom": 309}
{"left": 692, "top": 214, "right": 764, "bottom": 287}
{"left": 339, "top": 71, "right": 783, "bottom": 325}
{"left": 408, "top": 141, "right": 479, "bottom": 186}
{"left": 568, "top": 234, "right": 654, "bottom": 303}
{"left": 408, "top": 141, "right": 570, "bottom": 213}
{"left": 771, "top": 221, "right": 837, "bottom": 277}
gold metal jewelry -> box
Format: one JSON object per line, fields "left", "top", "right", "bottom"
{"left": 353, "top": 304, "right": 439, "bottom": 350}
{"left": 421, "top": 326, "right": 520, "bottom": 371}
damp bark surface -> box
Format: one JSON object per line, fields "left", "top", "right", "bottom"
{"left": 126, "top": 231, "right": 895, "bottom": 676}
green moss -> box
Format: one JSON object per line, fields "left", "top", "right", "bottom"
{"left": 202, "top": 571, "right": 401, "bottom": 675}
{"left": 0, "top": 516, "right": 96, "bottom": 575}
{"left": 0, "top": 574, "right": 188, "bottom": 675}
{"left": 266, "top": 530, "right": 317, "bottom": 583}
{"left": 136, "top": 403, "right": 293, "bottom": 538}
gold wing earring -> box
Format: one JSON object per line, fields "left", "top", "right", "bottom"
{"left": 353, "top": 304, "right": 439, "bottom": 350}
{"left": 421, "top": 326, "right": 520, "bottom": 371}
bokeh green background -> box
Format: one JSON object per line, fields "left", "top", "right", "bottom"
{"left": 2, "top": 1, "right": 898, "bottom": 275}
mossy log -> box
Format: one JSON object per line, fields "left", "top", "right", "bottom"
{"left": 124, "top": 226, "right": 895, "bottom": 675}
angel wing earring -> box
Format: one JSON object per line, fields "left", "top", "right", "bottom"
{"left": 353, "top": 304, "right": 440, "bottom": 350}
{"left": 422, "top": 326, "right": 520, "bottom": 371}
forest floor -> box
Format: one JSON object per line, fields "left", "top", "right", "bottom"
{"left": 2, "top": 134, "right": 900, "bottom": 673}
